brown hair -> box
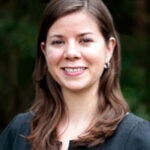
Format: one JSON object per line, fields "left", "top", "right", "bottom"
{"left": 27, "top": 0, "right": 129, "bottom": 149}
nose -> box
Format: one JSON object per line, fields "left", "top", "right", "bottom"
{"left": 64, "top": 40, "right": 81, "bottom": 60}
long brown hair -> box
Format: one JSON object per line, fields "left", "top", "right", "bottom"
{"left": 27, "top": 0, "right": 129, "bottom": 149}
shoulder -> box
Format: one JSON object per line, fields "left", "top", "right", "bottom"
{"left": 9, "top": 112, "right": 33, "bottom": 130}
{"left": 119, "top": 113, "right": 150, "bottom": 134}
{"left": 119, "top": 113, "right": 149, "bottom": 130}
{"left": 0, "top": 112, "right": 34, "bottom": 150}
{"left": 119, "top": 113, "right": 150, "bottom": 150}
{"left": 3, "top": 112, "right": 33, "bottom": 135}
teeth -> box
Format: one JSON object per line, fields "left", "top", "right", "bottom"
{"left": 64, "top": 68, "right": 85, "bottom": 72}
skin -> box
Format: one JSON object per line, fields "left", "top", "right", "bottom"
{"left": 41, "top": 11, "right": 116, "bottom": 150}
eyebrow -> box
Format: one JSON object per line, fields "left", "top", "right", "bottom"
{"left": 49, "top": 32, "right": 93, "bottom": 39}
{"left": 49, "top": 34, "right": 64, "bottom": 38}
{"left": 78, "top": 32, "right": 93, "bottom": 37}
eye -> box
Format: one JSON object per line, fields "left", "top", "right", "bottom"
{"left": 51, "top": 40, "right": 64, "bottom": 45}
{"left": 80, "top": 38, "right": 93, "bottom": 44}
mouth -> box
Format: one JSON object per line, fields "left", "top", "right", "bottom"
{"left": 61, "top": 67, "right": 87, "bottom": 76}
{"left": 62, "top": 67, "right": 87, "bottom": 72}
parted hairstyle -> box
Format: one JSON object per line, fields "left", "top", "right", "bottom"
{"left": 27, "top": 0, "right": 129, "bottom": 149}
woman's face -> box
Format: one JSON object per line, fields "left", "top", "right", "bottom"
{"left": 41, "top": 11, "right": 115, "bottom": 92}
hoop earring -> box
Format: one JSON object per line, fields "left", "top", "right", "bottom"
{"left": 104, "top": 62, "right": 111, "bottom": 69}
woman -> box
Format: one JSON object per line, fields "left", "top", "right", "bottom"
{"left": 0, "top": 0, "right": 150, "bottom": 150}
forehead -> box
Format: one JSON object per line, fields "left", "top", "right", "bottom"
{"left": 47, "top": 10, "right": 100, "bottom": 35}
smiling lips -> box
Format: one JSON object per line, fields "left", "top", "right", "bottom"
{"left": 62, "top": 67, "right": 87, "bottom": 76}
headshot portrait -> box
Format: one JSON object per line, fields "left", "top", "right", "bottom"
{"left": 0, "top": 0, "right": 150, "bottom": 150}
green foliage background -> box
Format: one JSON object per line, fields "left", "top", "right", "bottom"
{"left": 0, "top": 0, "right": 150, "bottom": 132}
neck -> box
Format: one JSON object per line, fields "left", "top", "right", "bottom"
{"left": 57, "top": 85, "right": 99, "bottom": 141}
{"left": 62, "top": 85, "right": 99, "bottom": 124}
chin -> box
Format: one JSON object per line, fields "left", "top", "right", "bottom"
{"left": 61, "top": 83, "right": 87, "bottom": 92}
{"left": 62, "top": 82, "right": 94, "bottom": 93}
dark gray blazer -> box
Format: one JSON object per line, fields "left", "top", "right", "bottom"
{"left": 0, "top": 112, "right": 150, "bottom": 150}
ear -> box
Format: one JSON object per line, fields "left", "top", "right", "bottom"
{"left": 105, "top": 37, "right": 116, "bottom": 63}
{"left": 40, "top": 42, "right": 46, "bottom": 55}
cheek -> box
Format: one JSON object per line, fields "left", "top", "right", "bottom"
{"left": 46, "top": 49, "right": 63, "bottom": 66}
{"left": 83, "top": 45, "right": 106, "bottom": 66}
{"left": 45, "top": 50, "right": 63, "bottom": 81}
